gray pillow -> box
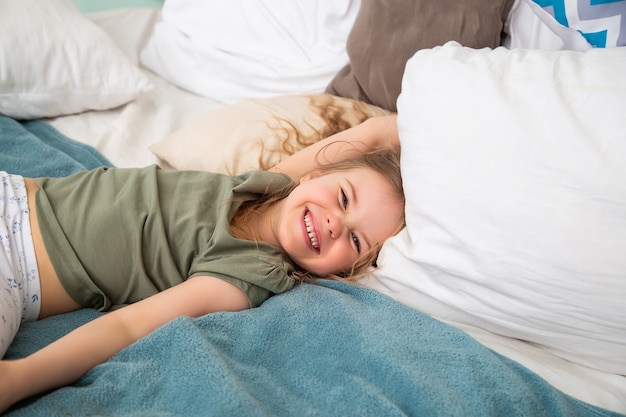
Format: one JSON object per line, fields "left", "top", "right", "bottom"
{"left": 326, "top": 0, "right": 515, "bottom": 112}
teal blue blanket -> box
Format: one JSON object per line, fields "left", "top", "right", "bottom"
{"left": 0, "top": 115, "right": 111, "bottom": 176}
{"left": 2, "top": 116, "right": 623, "bottom": 417}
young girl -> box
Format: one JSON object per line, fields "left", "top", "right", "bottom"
{"left": 0, "top": 115, "right": 402, "bottom": 411}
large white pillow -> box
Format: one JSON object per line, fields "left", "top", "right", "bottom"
{"left": 140, "top": 0, "right": 360, "bottom": 104}
{"left": 365, "top": 42, "right": 626, "bottom": 374}
{"left": 0, "top": 0, "right": 152, "bottom": 120}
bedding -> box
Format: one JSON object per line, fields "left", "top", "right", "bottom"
{"left": 0, "top": 116, "right": 112, "bottom": 178}
{"left": 366, "top": 41, "right": 626, "bottom": 374}
{"left": 531, "top": 0, "right": 626, "bottom": 47}
{"left": 2, "top": 3, "right": 626, "bottom": 416}
{"left": 150, "top": 94, "right": 389, "bottom": 174}
{"left": 0, "top": 0, "right": 152, "bottom": 119}
{"left": 504, "top": 0, "right": 595, "bottom": 49}
{"left": 140, "top": 0, "right": 361, "bottom": 104}
{"left": 325, "top": 0, "right": 515, "bottom": 112}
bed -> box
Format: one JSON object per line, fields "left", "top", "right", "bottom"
{"left": 1, "top": 0, "right": 625, "bottom": 415}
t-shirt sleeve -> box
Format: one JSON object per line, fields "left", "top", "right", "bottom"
{"left": 189, "top": 254, "right": 296, "bottom": 308}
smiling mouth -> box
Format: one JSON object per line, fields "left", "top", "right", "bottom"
{"left": 304, "top": 210, "right": 320, "bottom": 252}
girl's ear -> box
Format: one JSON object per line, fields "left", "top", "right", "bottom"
{"left": 299, "top": 170, "right": 321, "bottom": 184}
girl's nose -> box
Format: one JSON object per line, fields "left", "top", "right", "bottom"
{"left": 327, "top": 213, "right": 344, "bottom": 239}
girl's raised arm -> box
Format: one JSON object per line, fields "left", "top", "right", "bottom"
{"left": 0, "top": 276, "right": 248, "bottom": 413}
{"left": 271, "top": 114, "right": 399, "bottom": 180}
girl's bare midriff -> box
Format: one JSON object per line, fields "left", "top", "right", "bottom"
{"left": 24, "top": 178, "right": 82, "bottom": 319}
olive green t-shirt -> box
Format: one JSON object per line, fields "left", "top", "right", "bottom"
{"left": 35, "top": 166, "right": 296, "bottom": 310}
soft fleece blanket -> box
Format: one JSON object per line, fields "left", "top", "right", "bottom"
{"left": 0, "top": 115, "right": 111, "bottom": 177}
{"left": 2, "top": 116, "right": 622, "bottom": 417}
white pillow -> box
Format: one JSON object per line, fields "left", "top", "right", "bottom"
{"left": 0, "top": 0, "right": 152, "bottom": 119}
{"left": 140, "top": 0, "right": 360, "bottom": 104}
{"left": 365, "top": 42, "right": 626, "bottom": 374}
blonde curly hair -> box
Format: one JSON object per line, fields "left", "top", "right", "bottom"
{"left": 254, "top": 94, "right": 389, "bottom": 170}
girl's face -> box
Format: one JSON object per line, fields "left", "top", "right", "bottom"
{"left": 268, "top": 167, "right": 404, "bottom": 276}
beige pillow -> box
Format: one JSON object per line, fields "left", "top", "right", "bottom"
{"left": 150, "top": 94, "right": 390, "bottom": 175}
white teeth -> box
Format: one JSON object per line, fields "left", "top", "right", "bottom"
{"left": 304, "top": 212, "right": 319, "bottom": 250}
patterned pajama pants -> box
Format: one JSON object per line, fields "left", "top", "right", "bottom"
{"left": 0, "top": 172, "right": 41, "bottom": 357}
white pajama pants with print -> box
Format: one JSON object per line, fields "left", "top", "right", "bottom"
{"left": 0, "top": 172, "right": 41, "bottom": 357}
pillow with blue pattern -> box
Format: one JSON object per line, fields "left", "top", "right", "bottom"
{"left": 531, "top": 0, "right": 626, "bottom": 47}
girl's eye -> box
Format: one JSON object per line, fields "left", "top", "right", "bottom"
{"left": 352, "top": 233, "right": 361, "bottom": 254}
{"left": 341, "top": 189, "right": 360, "bottom": 253}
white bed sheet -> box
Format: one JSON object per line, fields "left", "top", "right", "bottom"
{"left": 48, "top": 8, "right": 626, "bottom": 414}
